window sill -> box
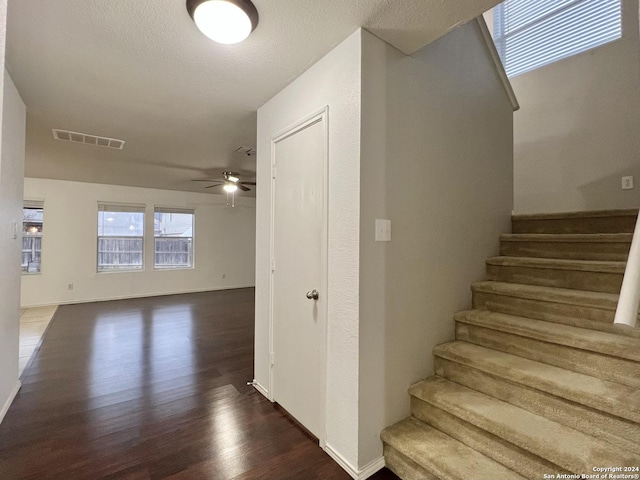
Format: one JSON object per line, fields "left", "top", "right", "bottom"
{"left": 153, "top": 266, "right": 195, "bottom": 272}
{"left": 97, "top": 269, "right": 145, "bottom": 274}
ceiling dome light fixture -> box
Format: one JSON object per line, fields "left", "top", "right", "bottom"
{"left": 223, "top": 183, "right": 239, "bottom": 193}
{"left": 186, "top": 0, "right": 259, "bottom": 45}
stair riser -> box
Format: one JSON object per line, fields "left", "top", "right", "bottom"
{"left": 456, "top": 323, "right": 640, "bottom": 388}
{"left": 486, "top": 264, "right": 623, "bottom": 293}
{"left": 472, "top": 292, "right": 640, "bottom": 340}
{"left": 434, "top": 358, "right": 640, "bottom": 455}
{"left": 435, "top": 347, "right": 640, "bottom": 424}
{"left": 411, "top": 398, "right": 567, "bottom": 478}
{"left": 412, "top": 377, "right": 640, "bottom": 471}
{"left": 473, "top": 290, "right": 615, "bottom": 324}
{"left": 383, "top": 445, "right": 439, "bottom": 480}
{"left": 457, "top": 310, "right": 640, "bottom": 360}
{"left": 500, "top": 241, "right": 630, "bottom": 261}
{"left": 512, "top": 214, "right": 637, "bottom": 234}
{"left": 382, "top": 417, "right": 528, "bottom": 480}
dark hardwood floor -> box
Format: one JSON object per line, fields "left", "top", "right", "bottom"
{"left": 0, "top": 289, "right": 399, "bottom": 480}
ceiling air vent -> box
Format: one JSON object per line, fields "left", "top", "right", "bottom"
{"left": 52, "top": 129, "right": 125, "bottom": 150}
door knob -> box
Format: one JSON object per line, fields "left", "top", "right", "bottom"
{"left": 306, "top": 289, "right": 319, "bottom": 300}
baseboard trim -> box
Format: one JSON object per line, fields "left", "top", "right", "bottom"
{"left": 21, "top": 285, "right": 256, "bottom": 308}
{"left": 252, "top": 380, "right": 270, "bottom": 400}
{"left": 325, "top": 444, "right": 359, "bottom": 479}
{"left": 324, "top": 445, "right": 384, "bottom": 480}
{"left": 0, "top": 380, "right": 22, "bottom": 425}
{"left": 358, "top": 456, "right": 386, "bottom": 479}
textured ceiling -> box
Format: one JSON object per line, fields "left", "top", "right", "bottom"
{"left": 6, "top": 0, "right": 500, "bottom": 194}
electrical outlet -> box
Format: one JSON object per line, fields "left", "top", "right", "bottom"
{"left": 68, "top": 283, "right": 74, "bottom": 291}
{"left": 622, "top": 176, "right": 634, "bottom": 190}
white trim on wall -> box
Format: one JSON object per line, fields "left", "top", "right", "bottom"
{"left": 357, "top": 456, "right": 387, "bottom": 480}
{"left": 325, "top": 444, "right": 385, "bottom": 480}
{"left": 475, "top": 16, "right": 520, "bottom": 111}
{"left": 252, "top": 380, "right": 270, "bottom": 399}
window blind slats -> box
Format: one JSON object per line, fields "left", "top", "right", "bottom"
{"left": 98, "top": 203, "right": 145, "bottom": 213}
{"left": 506, "top": 12, "right": 620, "bottom": 62}
{"left": 494, "top": 0, "right": 622, "bottom": 77}
{"left": 154, "top": 207, "right": 194, "bottom": 215}
{"left": 504, "top": 0, "right": 576, "bottom": 33}
{"left": 24, "top": 200, "right": 44, "bottom": 209}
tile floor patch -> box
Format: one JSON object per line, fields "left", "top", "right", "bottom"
{"left": 19, "top": 305, "right": 57, "bottom": 376}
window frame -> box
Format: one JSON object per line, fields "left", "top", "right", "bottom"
{"left": 153, "top": 207, "right": 195, "bottom": 271}
{"left": 22, "top": 200, "right": 44, "bottom": 275}
{"left": 97, "top": 203, "right": 146, "bottom": 273}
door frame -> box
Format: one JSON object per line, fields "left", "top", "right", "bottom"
{"left": 268, "top": 106, "right": 329, "bottom": 447}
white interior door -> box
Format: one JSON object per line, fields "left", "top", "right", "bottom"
{"left": 271, "top": 112, "right": 326, "bottom": 440}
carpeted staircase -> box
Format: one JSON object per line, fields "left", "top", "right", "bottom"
{"left": 382, "top": 209, "right": 640, "bottom": 479}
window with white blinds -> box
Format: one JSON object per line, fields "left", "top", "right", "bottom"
{"left": 154, "top": 208, "right": 194, "bottom": 270}
{"left": 494, "top": 0, "right": 622, "bottom": 77}
{"left": 97, "top": 203, "right": 145, "bottom": 272}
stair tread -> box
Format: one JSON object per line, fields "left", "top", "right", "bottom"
{"left": 381, "top": 417, "right": 527, "bottom": 480}
{"left": 433, "top": 341, "right": 640, "bottom": 422}
{"left": 409, "top": 377, "right": 639, "bottom": 471}
{"left": 433, "top": 357, "right": 640, "bottom": 456}
{"left": 455, "top": 309, "right": 640, "bottom": 362}
{"left": 472, "top": 281, "right": 620, "bottom": 308}
{"left": 486, "top": 256, "right": 625, "bottom": 272}
{"left": 501, "top": 233, "right": 633, "bottom": 243}
{"left": 512, "top": 209, "right": 638, "bottom": 221}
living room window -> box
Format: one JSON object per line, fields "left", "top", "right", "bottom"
{"left": 494, "top": 0, "right": 622, "bottom": 77}
{"left": 22, "top": 201, "right": 44, "bottom": 274}
{"left": 97, "top": 203, "right": 145, "bottom": 272}
{"left": 154, "top": 208, "right": 194, "bottom": 270}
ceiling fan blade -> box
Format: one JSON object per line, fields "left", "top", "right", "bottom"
{"left": 205, "top": 184, "right": 223, "bottom": 189}
{"left": 240, "top": 182, "right": 256, "bottom": 185}
{"left": 238, "top": 184, "right": 251, "bottom": 192}
{"left": 192, "top": 179, "right": 221, "bottom": 183}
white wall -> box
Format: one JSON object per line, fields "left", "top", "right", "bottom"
{"left": 255, "top": 30, "right": 362, "bottom": 470}
{"left": 359, "top": 24, "right": 513, "bottom": 466}
{"left": 512, "top": 0, "right": 640, "bottom": 214}
{"left": 22, "top": 178, "right": 256, "bottom": 307}
{"left": 256, "top": 24, "right": 514, "bottom": 475}
{"left": 0, "top": 67, "right": 27, "bottom": 421}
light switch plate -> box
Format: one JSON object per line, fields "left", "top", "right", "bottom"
{"left": 375, "top": 219, "right": 391, "bottom": 242}
{"left": 622, "top": 176, "right": 634, "bottom": 190}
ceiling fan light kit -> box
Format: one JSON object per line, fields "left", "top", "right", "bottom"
{"left": 186, "top": 0, "right": 259, "bottom": 45}
{"left": 191, "top": 171, "right": 257, "bottom": 207}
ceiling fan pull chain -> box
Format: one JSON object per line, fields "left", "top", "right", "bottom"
{"left": 225, "top": 191, "right": 236, "bottom": 208}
